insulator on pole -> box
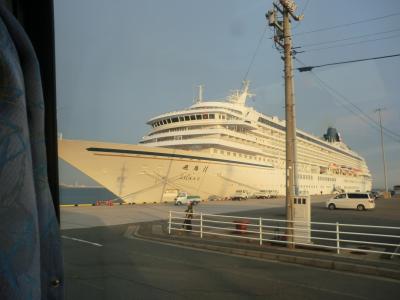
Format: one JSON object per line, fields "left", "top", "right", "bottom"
{"left": 266, "top": 10, "right": 276, "bottom": 27}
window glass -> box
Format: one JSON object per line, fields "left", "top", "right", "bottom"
{"left": 53, "top": 0, "right": 393, "bottom": 297}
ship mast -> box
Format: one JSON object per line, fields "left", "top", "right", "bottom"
{"left": 196, "top": 85, "right": 203, "bottom": 103}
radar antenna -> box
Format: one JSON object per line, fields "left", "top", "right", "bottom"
{"left": 227, "top": 80, "right": 254, "bottom": 105}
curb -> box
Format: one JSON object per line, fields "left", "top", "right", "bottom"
{"left": 133, "top": 230, "right": 400, "bottom": 281}
{"left": 60, "top": 203, "right": 94, "bottom": 207}
{"left": 60, "top": 201, "right": 176, "bottom": 207}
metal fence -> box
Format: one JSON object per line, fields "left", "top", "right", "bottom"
{"left": 168, "top": 211, "right": 400, "bottom": 258}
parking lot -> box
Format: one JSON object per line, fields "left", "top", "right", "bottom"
{"left": 61, "top": 194, "right": 400, "bottom": 228}
{"left": 195, "top": 196, "right": 400, "bottom": 254}
{"left": 236, "top": 195, "right": 400, "bottom": 227}
{"left": 62, "top": 195, "right": 400, "bottom": 300}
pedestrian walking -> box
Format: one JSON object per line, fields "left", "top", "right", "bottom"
{"left": 183, "top": 202, "right": 194, "bottom": 231}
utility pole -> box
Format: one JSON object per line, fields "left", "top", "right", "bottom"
{"left": 375, "top": 108, "right": 389, "bottom": 197}
{"left": 267, "top": 0, "right": 303, "bottom": 248}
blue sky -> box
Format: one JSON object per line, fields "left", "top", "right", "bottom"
{"left": 55, "top": 0, "right": 400, "bottom": 189}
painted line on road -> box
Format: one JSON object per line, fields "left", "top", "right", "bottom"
{"left": 62, "top": 235, "right": 103, "bottom": 247}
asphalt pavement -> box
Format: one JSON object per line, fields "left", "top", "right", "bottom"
{"left": 61, "top": 196, "right": 400, "bottom": 299}
{"left": 62, "top": 223, "right": 400, "bottom": 300}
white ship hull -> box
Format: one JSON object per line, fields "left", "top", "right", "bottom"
{"left": 59, "top": 139, "right": 370, "bottom": 203}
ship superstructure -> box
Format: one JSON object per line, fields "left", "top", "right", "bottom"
{"left": 59, "top": 82, "right": 371, "bottom": 203}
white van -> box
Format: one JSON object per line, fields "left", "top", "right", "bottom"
{"left": 253, "top": 190, "right": 270, "bottom": 199}
{"left": 231, "top": 190, "right": 249, "bottom": 201}
{"left": 326, "top": 193, "right": 375, "bottom": 211}
{"left": 174, "top": 192, "right": 201, "bottom": 206}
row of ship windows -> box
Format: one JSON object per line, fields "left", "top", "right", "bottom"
{"left": 151, "top": 113, "right": 241, "bottom": 128}
{"left": 258, "top": 117, "right": 361, "bottom": 162}
{"left": 152, "top": 114, "right": 215, "bottom": 127}
{"left": 211, "top": 149, "right": 352, "bottom": 176}
{"left": 149, "top": 124, "right": 246, "bottom": 136}
{"left": 298, "top": 186, "right": 338, "bottom": 191}
{"left": 212, "top": 148, "right": 275, "bottom": 163}
{"left": 299, "top": 174, "right": 313, "bottom": 180}
{"left": 299, "top": 185, "right": 319, "bottom": 189}
{"left": 190, "top": 106, "right": 242, "bottom": 115}
{"left": 299, "top": 175, "right": 337, "bottom": 182}
{"left": 318, "top": 176, "right": 336, "bottom": 182}
{"left": 259, "top": 126, "right": 358, "bottom": 168}
{"left": 344, "top": 179, "right": 358, "bottom": 183}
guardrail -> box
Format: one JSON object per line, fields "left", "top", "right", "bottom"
{"left": 168, "top": 211, "right": 400, "bottom": 257}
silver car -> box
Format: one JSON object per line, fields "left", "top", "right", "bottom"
{"left": 326, "top": 192, "right": 375, "bottom": 211}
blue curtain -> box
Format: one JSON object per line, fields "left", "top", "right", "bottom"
{"left": 0, "top": 4, "right": 63, "bottom": 300}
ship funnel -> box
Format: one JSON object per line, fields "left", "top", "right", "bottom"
{"left": 323, "top": 127, "right": 341, "bottom": 143}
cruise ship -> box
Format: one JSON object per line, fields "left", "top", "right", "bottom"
{"left": 58, "top": 82, "right": 372, "bottom": 203}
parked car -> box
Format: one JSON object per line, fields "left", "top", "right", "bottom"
{"left": 253, "top": 190, "right": 270, "bottom": 199}
{"left": 332, "top": 188, "right": 345, "bottom": 195}
{"left": 231, "top": 190, "right": 248, "bottom": 201}
{"left": 174, "top": 192, "right": 201, "bottom": 206}
{"left": 326, "top": 193, "right": 375, "bottom": 211}
{"left": 208, "top": 195, "right": 222, "bottom": 201}
{"left": 370, "top": 191, "right": 379, "bottom": 199}
{"left": 268, "top": 191, "right": 278, "bottom": 198}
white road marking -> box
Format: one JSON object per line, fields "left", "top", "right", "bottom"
{"left": 62, "top": 235, "right": 103, "bottom": 247}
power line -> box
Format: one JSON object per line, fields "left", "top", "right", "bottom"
{"left": 300, "top": 0, "right": 311, "bottom": 15}
{"left": 296, "top": 53, "right": 400, "bottom": 72}
{"left": 297, "top": 28, "right": 400, "bottom": 48}
{"left": 293, "top": 11, "right": 400, "bottom": 37}
{"left": 375, "top": 108, "right": 389, "bottom": 193}
{"left": 312, "top": 72, "right": 400, "bottom": 142}
{"left": 300, "top": 33, "right": 400, "bottom": 53}
{"left": 292, "top": 0, "right": 311, "bottom": 30}
{"left": 294, "top": 57, "right": 400, "bottom": 143}
{"left": 242, "top": 25, "right": 268, "bottom": 82}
